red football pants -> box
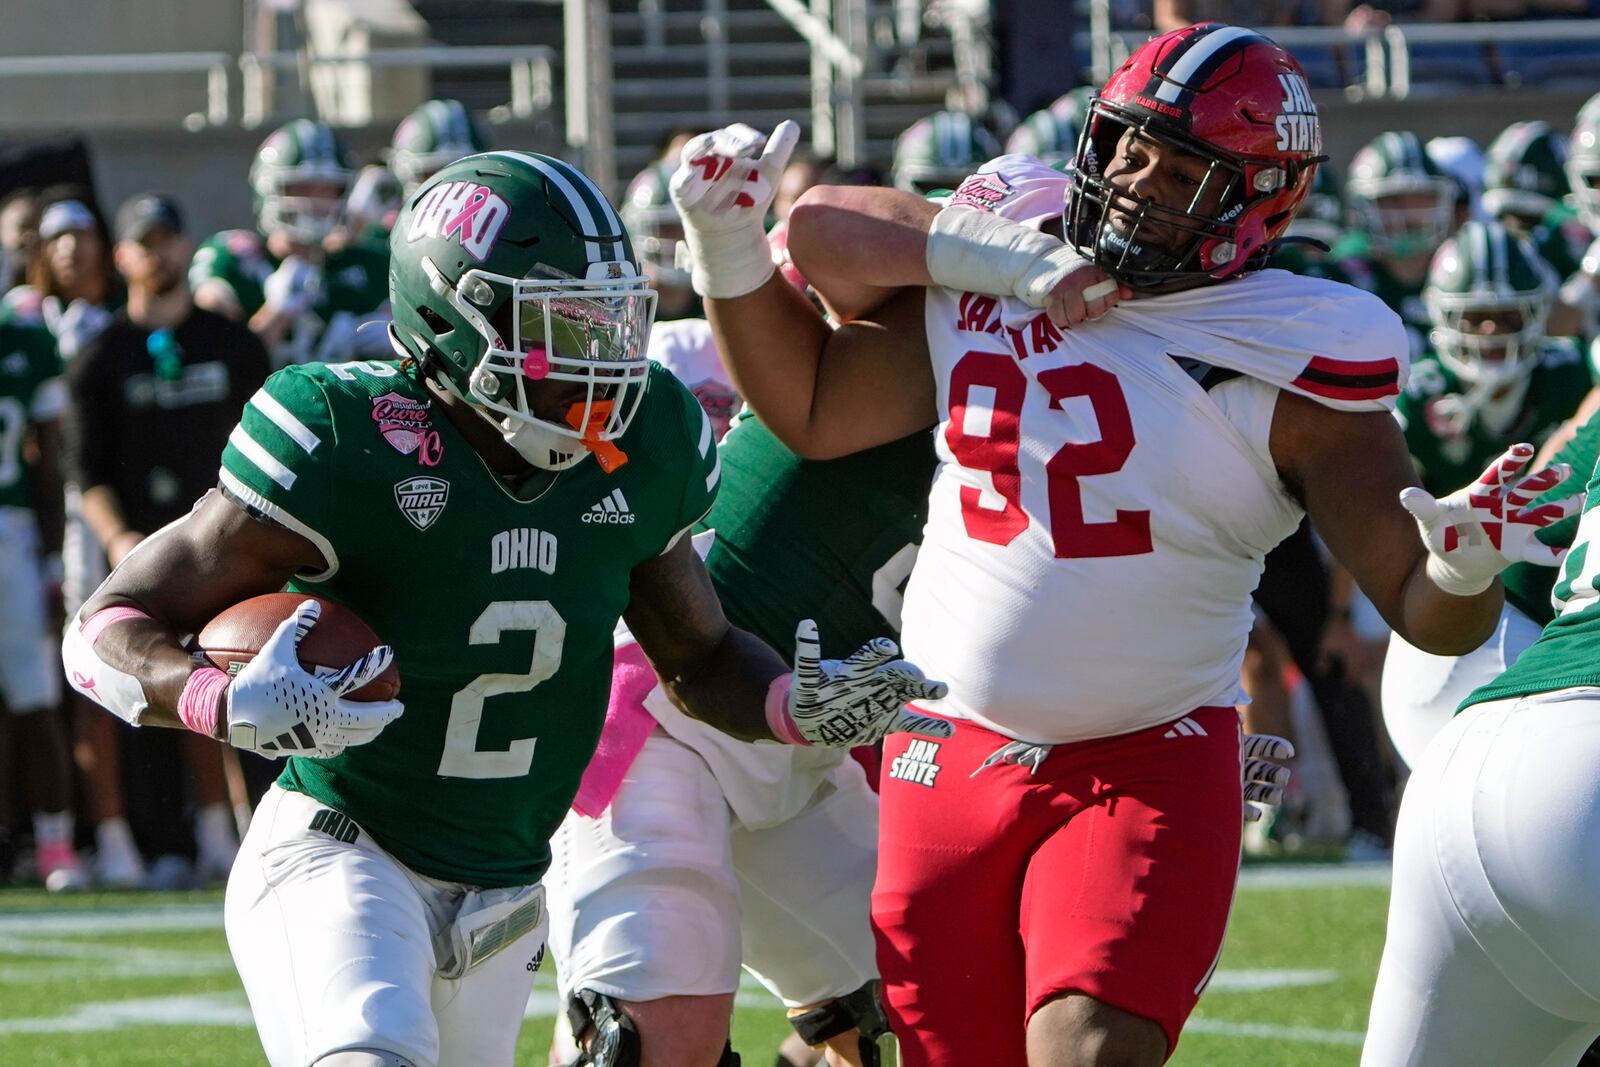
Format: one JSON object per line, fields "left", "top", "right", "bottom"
{"left": 872, "top": 707, "right": 1245, "bottom": 1065}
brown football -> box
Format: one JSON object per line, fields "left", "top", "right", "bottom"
{"left": 196, "top": 593, "right": 400, "bottom": 701}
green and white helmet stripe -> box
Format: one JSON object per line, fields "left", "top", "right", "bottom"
{"left": 490, "top": 151, "right": 628, "bottom": 265}
{"left": 1347, "top": 130, "right": 1456, "bottom": 253}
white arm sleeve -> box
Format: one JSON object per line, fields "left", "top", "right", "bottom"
{"left": 62, "top": 611, "right": 153, "bottom": 726}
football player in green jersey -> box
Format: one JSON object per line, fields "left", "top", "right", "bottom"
{"left": 1336, "top": 131, "right": 1461, "bottom": 356}
{"left": 190, "top": 119, "right": 391, "bottom": 367}
{"left": 63, "top": 151, "right": 946, "bottom": 1067}
{"left": 1363, "top": 414, "right": 1600, "bottom": 1066}
{"left": 1384, "top": 219, "right": 1593, "bottom": 768}
{"left": 548, "top": 310, "right": 938, "bottom": 1067}
{"left": 0, "top": 319, "right": 84, "bottom": 889}
{"left": 1395, "top": 219, "right": 1592, "bottom": 497}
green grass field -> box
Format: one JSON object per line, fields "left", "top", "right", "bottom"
{"left": 0, "top": 863, "right": 1389, "bottom": 1066}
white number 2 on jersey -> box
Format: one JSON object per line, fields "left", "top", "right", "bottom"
{"left": 437, "top": 600, "right": 567, "bottom": 779}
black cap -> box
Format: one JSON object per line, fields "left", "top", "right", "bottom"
{"left": 115, "top": 193, "right": 184, "bottom": 243}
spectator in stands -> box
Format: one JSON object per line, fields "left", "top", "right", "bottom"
{"left": 65, "top": 193, "right": 271, "bottom": 888}
{"left": 1154, "top": 0, "right": 1313, "bottom": 31}
{"left": 0, "top": 188, "right": 40, "bottom": 303}
{"left": 17, "top": 192, "right": 119, "bottom": 359}
{"left": 1333, "top": 0, "right": 1463, "bottom": 31}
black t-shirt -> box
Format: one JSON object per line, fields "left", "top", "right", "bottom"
{"left": 64, "top": 305, "right": 270, "bottom": 534}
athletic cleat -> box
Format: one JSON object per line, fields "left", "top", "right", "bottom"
{"left": 39, "top": 843, "right": 91, "bottom": 893}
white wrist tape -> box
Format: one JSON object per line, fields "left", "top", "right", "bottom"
{"left": 1422, "top": 552, "right": 1497, "bottom": 598}
{"left": 63, "top": 606, "right": 154, "bottom": 725}
{"left": 681, "top": 222, "right": 777, "bottom": 301}
{"left": 925, "top": 206, "right": 1093, "bottom": 307}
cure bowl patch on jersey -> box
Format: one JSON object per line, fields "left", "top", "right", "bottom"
{"left": 372, "top": 391, "right": 444, "bottom": 466}
{"left": 949, "top": 172, "right": 1014, "bottom": 212}
{"left": 395, "top": 475, "right": 449, "bottom": 531}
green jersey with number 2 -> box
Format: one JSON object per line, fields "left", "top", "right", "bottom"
{"left": 219, "top": 358, "right": 717, "bottom": 887}
{"left": 0, "top": 323, "right": 63, "bottom": 511}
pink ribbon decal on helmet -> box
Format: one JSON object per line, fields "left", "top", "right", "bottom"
{"left": 442, "top": 186, "right": 491, "bottom": 243}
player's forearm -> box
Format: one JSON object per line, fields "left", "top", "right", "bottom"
{"left": 1398, "top": 551, "right": 1504, "bottom": 656}
{"left": 658, "top": 625, "right": 788, "bottom": 743}
{"left": 787, "top": 184, "right": 939, "bottom": 321}
{"left": 67, "top": 595, "right": 198, "bottom": 729}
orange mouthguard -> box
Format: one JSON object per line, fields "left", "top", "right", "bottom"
{"left": 564, "top": 399, "right": 629, "bottom": 473}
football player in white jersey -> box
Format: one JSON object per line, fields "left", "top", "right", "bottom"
{"left": 667, "top": 23, "right": 1575, "bottom": 1067}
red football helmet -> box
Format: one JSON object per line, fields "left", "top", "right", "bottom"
{"left": 1065, "top": 23, "right": 1324, "bottom": 291}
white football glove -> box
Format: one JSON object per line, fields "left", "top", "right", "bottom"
{"left": 225, "top": 599, "right": 404, "bottom": 760}
{"left": 767, "top": 619, "right": 951, "bottom": 747}
{"left": 669, "top": 120, "right": 798, "bottom": 299}
{"left": 41, "top": 296, "right": 113, "bottom": 359}
{"left": 262, "top": 255, "right": 323, "bottom": 318}
{"left": 1399, "top": 442, "right": 1581, "bottom": 597}
{"left": 1242, "top": 732, "right": 1294, "bottom": 823}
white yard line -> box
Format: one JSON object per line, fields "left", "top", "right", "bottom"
{"left": 1237, "top": 862, "right": 1391, "bottom": 890}
{"left": 1183, "top": 1018, "right": 1366, "bottom": 1046}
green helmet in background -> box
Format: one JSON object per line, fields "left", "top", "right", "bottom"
{"left": 1286, "top": 162, "right": 1343, "bottom": 246}
{"left": 388, "top": 151, "right": 655, "bottom": 471}
{"left": 391, "top": 99, "right": 490, "bottom": 194}
{"left": 618, "top": 161, "right": 687, "bottom": 287}
{"left": 892, "top": 110, "right": 1002, "bottom": 193}
{"left": 1347, "top": 131, "right": 1457, "bottom": 257}
{"left": 1424, "top": 219, "right": 1556, "bottom": 392}
{"left": 1568, "top": 91, "right": 1600, "bottom": 230}
{"left": 1481, "top": 120, "right": 1569, "bottom": 225}
{"left": 1005, "top": 93, "right": 1089, "bottom": 168}
{"left": 249, "top": 119, "right": 353, "bottom": 243}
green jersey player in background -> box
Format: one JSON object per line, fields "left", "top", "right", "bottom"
{"left": 1334, "top": 131, "right": 1463, "bottom": 357}
{"left": 1382, "top": 219, "right": 1595, "bottom": 771}
{"left": 546, "top": 309, "right": 938, "bottom": 1067}
{"left": 189, "top": 119, "right": 391, "bottom": 367}
{"left": 0, "top": 319, "right": 82, "bottom": 890}
{"left": 62, "top": 151, "right": 946, "bottom": 1067}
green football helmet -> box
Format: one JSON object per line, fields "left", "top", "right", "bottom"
{"left": 1568, "top": 91, "right": 1600, "bottom": 230}
{"left": 1482, "top": 120, "right": 1569, "bottom": 225}
{"left": 892, "top": 110, "right": 1002, "bottom": 193}
{"left": 388, "top": 151, "right": 656, "bottom": 471}
{"left": 1424, "top": 219, "right": 1556, "bottom": 391}
{"left": 391, "top": 99, "right": 489, "bottom": 194}
{"left": 1004, "top": 93, "right": 1089, "bottom": 168}
{"left": 249, "top": 119, "right": 353, "bottom": 244}
{"left": 618, "top": 162, "right": 687, "bottom": 287}
{"left": 1346, "top": 131, "right": 1457, "bottom": 257}
{"left": 1286, "top": 162, "right": 1343, "bottom": 246}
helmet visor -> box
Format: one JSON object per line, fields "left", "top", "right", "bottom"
{"left": 465, "top": 269, "right": 656, "bottom": 444}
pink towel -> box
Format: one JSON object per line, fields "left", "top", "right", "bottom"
{"left": 571, "top": 642, "right": 660, "bottom": 817}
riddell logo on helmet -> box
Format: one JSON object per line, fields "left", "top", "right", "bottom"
{"left": 407, "top": 181, "right": 510, "bottom": 261}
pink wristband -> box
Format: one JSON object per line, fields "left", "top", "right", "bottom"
{"left": 178, "top": 667, "right": 230, "bottom": 740}
{"left": 764, "top": 673, "right": 810, "bottom": 746}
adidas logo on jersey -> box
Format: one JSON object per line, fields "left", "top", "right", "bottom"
{"left": 583, "top": 488, "right": 635, "bottom": 524}
{"left": 1163, "top": 716, "right": 1209, "bottom": 739}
